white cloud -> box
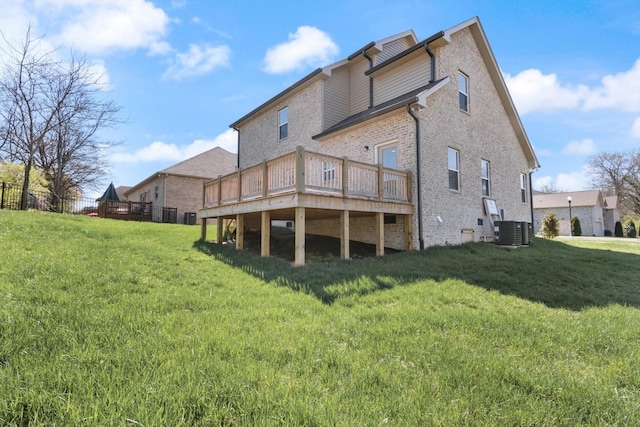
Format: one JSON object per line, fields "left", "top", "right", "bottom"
{"left": 51, "top": 0, "right": 171, "bottom": 54}
{"left": 583, "top": 59, "right": 640, "bottom": 112}
{"left": 504, "top": 69, "right": 587, "bottom": 115}
{"left": 505, "top": 58, "right": 640, "bottom": 115}
{"left": 111, "top": 129, "right": 238, "bottom": 163}
{"left": 632, "top": 116, "right": 640, "bottom": 138}
{"left": 562, "top": 138, "right": 597, "bottom": 156}
{"left": 533, "top": 175, "right": 553, "bottom": 191}
{"left": 263, "top": 26, "right": 339, "bottom": 74}
{"left": 162, "top": 43, "right": 230, "bottom": 80}
{"left": 534, "top": 169, "right": 592, "bottom": 192}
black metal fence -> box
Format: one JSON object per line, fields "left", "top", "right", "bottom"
{"left": 0, "top": 182, "right": 98, "bottom": 214}
{"left": 1, "top": 182, "right": 179, "bottom": 223}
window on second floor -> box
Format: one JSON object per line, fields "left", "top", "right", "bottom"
{"left": 278, "top": 107, "right": 288, "bottom": 140}
{"left": 458, "top": 72, "right": 469, "bottom": 112}
{"left": 481, "top": 159, "right": 490, "bottom": 197}
{"left": 520, "top": 173, "right": 527, "bottom": 203}
{"left": 448, "top": 148, "right": 460, "bottom": 191}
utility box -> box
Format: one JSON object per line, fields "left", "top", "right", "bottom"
{"left": 498, "top": 221, "right": 522, "bottom": 246}
{"left": 184, "top": 212, "right": 196, "bottom": 225}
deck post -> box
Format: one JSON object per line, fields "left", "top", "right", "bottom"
{"left": 404, "top": 214, "right": 413, "bottom": 251}
{"left": 200, "top": 218, "right": 207, "bottom": 241}
{"left": 236, "top": 214, "right": 245, "bottom": 250}
{"left": 237, "top": 170, "right": 242, "bottom": 202}
{"left": 262, "top": 160, "right": 268, "bottom": 197}
{"left": 342, "top": 157, "right": 349, "bottom": 198}
{"left": 295, "top": 146, "right": 306, "bottom": 194}
{"left": 294, "top": 207, "right": 305, "bottom": 266}
{"left": 217, "top": 176, "right": 222, "bottom": 205}
{"left": 376, "top": 212, "right": 384, "bottom": 256}
{"left": 216, "top": 217, "right": 223, "bottom": 243}
{"left": 340, "top": 210, "right": 350, "bottom": 259}
{"left": 261, "top": 211, "right": 271, "bottom": 257}
{"left": 378, "top": 164, "right": 384, "bottom": 200}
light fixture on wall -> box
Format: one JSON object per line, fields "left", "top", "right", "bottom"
{"left": 364, "top": 145, "right": 370, "bottom": 151}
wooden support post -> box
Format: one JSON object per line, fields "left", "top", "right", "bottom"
{"left": 217, "top": 176, "right": 222, "bottom": 205}
{"left": 404, "top": 214, "right": 413, "bottom": 251}
{"left": 342, "top": 157, "right": 349, "bottom": 198}
{"left": 200, "top": 218, "right": 207, "bottom": 241}
{"left": 261, "top": 211, "right": 271, "bottom": 257}
{"left": 236, "top": 214, "right": 244, "bottom": 250}
{"left": 340, "top": 210, "right": 350, "bottom": 259}
{"left": 237, "top": 170, "right": 242, "bottom": 202}
{"left": 216, "top": 217, "right": 223, "bottom": 243}
{"left": 376, "top": 212, "right": 384, "bottom": 256}
{"left": 378, "top": 164, "right": 384, "bottom": 200}
{"left": 295, "top": 146, "right": 306, "bottom": 194}
{"left": 262, "top": 160, "right": 268, "bottom": 197}
{"left": 294, "top": 207, "right": 305, "bottom": 267}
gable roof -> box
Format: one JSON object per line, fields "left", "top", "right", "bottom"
{"left": 533, "top": 190, "right": 604, "bottom": 209}
{"left": 123, "top": 146, "right": 237, "bottom": 196}
{"left": 228, "top": 17, "right": 538, "bottom": 169}
{"left": 160, "top": 146, "right": 237, "bottom": 178}
{"left": 604, "top": 196, "right": 619, "bottom": 209}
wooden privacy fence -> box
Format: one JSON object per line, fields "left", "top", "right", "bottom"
{"left": 204, "top": 146, "right": 410, "bottom": 207}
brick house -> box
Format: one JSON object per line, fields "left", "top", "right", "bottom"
{"left": 200, "top": 17, "right": 539, "bottom": 265}
{"left": 533, "top": 190, "right": 620, "bottom": 236}
{"left": 124, "top": 147, "right": 236, "bottom": 224}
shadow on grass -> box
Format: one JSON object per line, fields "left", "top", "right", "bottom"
{"left": 192, "top": 237, "right": 640, "bottom": 310}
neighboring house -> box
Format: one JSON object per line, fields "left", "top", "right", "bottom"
{"left": 200, "top": 17, "right": 539, "bottom": 265}
{"left": 125, "top": 147, "right": 237, "bottom": 224}
{"left": 532, "top": 190, "right": 619, "bottom": 236}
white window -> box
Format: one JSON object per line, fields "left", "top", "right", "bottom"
{"left": 278, "top": 107, "right": 288, "bottom": 140}
{"left": 458, "top": 72, "right": 469, "bottom": 112}
{"left": 520, "top": 173, "right": 527, "bottom": 203}
{"left": 448, "top": 148, "right": 460, "bottom": 191}
{"left": 323, "top": 161, "right": 336, "bottom": 182}
{"left": 481, "top": 160, "right": 490, "bottom": 197}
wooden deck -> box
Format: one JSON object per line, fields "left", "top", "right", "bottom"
{"left": 98, "top": 200, "right": 153, "bottom": 221}
{"left": 199, "top": 146, "right": 414, "bottom": 266}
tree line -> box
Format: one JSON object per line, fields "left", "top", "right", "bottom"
{"left": 0, "top": 26, "right": 121, "bottom": 210}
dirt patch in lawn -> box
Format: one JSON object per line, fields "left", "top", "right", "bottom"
{"left": 240, "top": 231, "right": 399, "bottom": 263}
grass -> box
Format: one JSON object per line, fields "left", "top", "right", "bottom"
{"left": 1, "top": 210, "right": 639, "bottom": 426}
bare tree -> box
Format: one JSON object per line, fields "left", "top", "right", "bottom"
{"left": 0, "top": 26, "right": 121, "bottom": 210}
{"left": 36, "top": 55, "right": 121, "bottom": 208}
{"left": 588, "top": 150, "right": 640, "bottom": 215}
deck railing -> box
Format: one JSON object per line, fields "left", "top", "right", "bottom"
{"left": 203, "top": 146, "right": 410, "bottom": 208}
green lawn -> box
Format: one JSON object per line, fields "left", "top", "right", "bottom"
{"left": 1, "top": 210, "right": 639, "bottom": 426}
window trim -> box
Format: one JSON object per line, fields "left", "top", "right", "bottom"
{"left": 458, "top": 71, "right": 469, "bottom": 113}
{"left": 278, "top": 107, "right": 288, "bottom": 140}
{"left": 448, "top": 147, "right": 460, "bottom": 191}
{"left": 481, "top": 159, "right": 490, "bottom": 197}
{"left": 374, "top": 140, "right": 399, "bottom": 169}
{"left": 520, "top": 173, "right": 527, "bottom": 203}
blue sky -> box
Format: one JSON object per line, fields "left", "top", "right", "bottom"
{"left": 1, "top": 0, "right": 639, "bottom": 197}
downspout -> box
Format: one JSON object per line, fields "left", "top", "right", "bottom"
{"left": 426, "top": 47, "right": 436, "bottom": 83}
{"left": 407, "top": 105, "right": 425, "bottom": 250}
{"left": 233, "top": 127, "right": 240, "bottom": 169}
{"left": 528, "top": 170, "right": 535, "bottom": 227}
{"left": 362, "top": 50, "right": 374, "bottom": 108}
